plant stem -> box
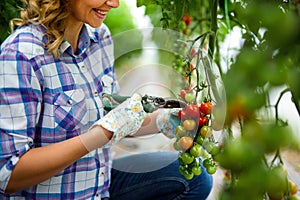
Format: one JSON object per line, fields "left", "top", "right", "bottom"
{"left": 208, "top": 0, "right": 218, "bottom": 59}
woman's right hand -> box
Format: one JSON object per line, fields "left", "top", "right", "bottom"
{"left": 98, "top": 93, "right": 147, "bottom": 144}
{"left": 79, "top": 93, "right": 147, "bottom": 151}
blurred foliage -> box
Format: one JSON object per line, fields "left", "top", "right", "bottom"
{"left": 104, "top": 0, "right": 143, "bottom": 68}
{"left": 104, "top": 0, "right": 137, "bottom": 35}
{"left": 138, "top": 0, "right": 300, "bottom": 199}
{"left": 0, "top": 0, "right": 23, "bottom": 43}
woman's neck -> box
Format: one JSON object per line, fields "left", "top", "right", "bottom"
{"left": 64, "top": 21, "right": 84, "bottom": 53}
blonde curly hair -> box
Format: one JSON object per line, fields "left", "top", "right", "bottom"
{"left": 11, "top": 0, "right": 70, "bottom": 57}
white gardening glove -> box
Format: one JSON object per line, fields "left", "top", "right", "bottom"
{"left": 156, "top": 109, "right": 181, "bottom": 139}
{"left": 98, "top": 93, "right": 147, "bottom": 144}
{"left": 80, "top": 93, "right": 147, "bottom": 151}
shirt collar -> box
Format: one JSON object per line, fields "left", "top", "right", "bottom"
{"left": 59, "top": 24, "right": 99, "bottom": 55}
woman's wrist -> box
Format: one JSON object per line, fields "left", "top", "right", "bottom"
{"left": 79, "top": 125, "right": 113, "bottom": 152}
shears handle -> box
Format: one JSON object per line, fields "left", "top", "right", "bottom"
{"left": 102, "top": 93, "right": 186, "bottom": 113}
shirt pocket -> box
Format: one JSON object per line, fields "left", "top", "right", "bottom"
{"left": 53, "top": 89, "right": 89, "bottom": 132}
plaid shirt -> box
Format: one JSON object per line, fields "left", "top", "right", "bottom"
{"left": 0, "top": 23, "right": 119, "bottom": 199}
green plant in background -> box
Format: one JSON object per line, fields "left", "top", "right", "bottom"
{"left": 138, "top": 0, "right": 300, "bottom": 199}
{"left": 105, "top": 0, "right": 143, "bottom": 69}
{"left": 0, "top": 0, "right": 23, "bottom": 43}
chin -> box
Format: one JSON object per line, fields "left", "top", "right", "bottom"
{"left": 88, "top": 21, "right": 103, "bottom": 28}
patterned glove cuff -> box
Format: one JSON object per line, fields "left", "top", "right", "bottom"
{"left": 156, "top": 109, "right": 181, "bottom": 139}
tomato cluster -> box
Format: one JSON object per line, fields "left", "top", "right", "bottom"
{"left": 174, "top": 89, "right": 220, "bottom": 180}
{"left": 266, "top": 165, "right": 299, "bottom": 200}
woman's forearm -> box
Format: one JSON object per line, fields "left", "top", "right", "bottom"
{"left": 5, "top": 126, "right": 112, "bottom": 194}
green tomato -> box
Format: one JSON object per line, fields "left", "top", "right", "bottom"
{"left": 209, "top": 143, "right": 220, "bottom": 156}
{"left": 181, "top": 152, "right": 195, "bottom": 165}
{"left": 192, "top": 166, "right": 202, "bottom": 176}
{"left": 191, "top": 157, "right": 200, "bottom": 167}
{"left": 173, "top": 140, "right": 182, "bottom": 151}
{"left": 200, "top": 125, "right": 213, "bottom": 138}
{"left": 203, "top": 158, "right": 213, "bottom": 169}
{"left": 206, "top": 164, "right": 217, "bottom": 174}
{"left": 183, "top": 170, "right": 194, "bottom": 180}
{"left": 196, "top": 135, "right": 204, "bottom": 144}
{"left": 175, "top": 125, "right": 186, "bottom": 137}
{"left": 190, "top": 144, "right": 202, "bottom": 157}
{"left": 178, "top": 164, "right": 187, "bottom": 175}
{"left": 185, "top": 92, "right": 196, "bottom": 103}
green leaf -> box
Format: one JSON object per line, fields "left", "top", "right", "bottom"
{"left": 174, "top": 0, "right": 185, "bottom": 21}
{"left": 136, "top": 0, "right": 157, "bottom": 7}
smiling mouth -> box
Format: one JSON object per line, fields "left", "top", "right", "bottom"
{"left": 93, "top": 8, "right": 108, "bottom": 15}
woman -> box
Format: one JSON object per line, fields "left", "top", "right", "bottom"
{"left": 0, "top": 0, "right": 213, "bottom": 199}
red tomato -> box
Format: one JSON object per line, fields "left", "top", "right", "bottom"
{"left": 190, "top": 63, "right": 195, "bottom": 70}
{"left": 198, "top": 115, "right": 209, "bottom": 126}
{"left": 182, "top": 13, "right": 192, "bottom": 26}
{"left": 199, "top": 102, "right": 212, "bottom": 115}
{"left": 180, "top": 90, "right": 187, "bottom": 100}
{"left": 190, "top": 48, "right": 197, "bottom": 58}
{"left": 178, "top": 110, "right": 188, "bottom": 120}
{"left": 186, "top": 104, "right": 200, "bottom": 118}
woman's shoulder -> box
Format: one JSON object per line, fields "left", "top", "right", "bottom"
{"left": 1, "top": 24, "right": 47, "bottom": 58}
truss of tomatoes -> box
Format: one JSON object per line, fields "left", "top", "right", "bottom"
{"left": 174, "top": 90, "right": 220, "bottom": 180}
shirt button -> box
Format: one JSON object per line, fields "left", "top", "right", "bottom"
{"left": 94, "top": 91, "right": 99, "bottom": 97}
{"left": 101, "top": 172, "right": 105, "bottom": 176}
{"left": 81, "top": 65, "right": 86, "bottom": 70}
{"left": 67, "top": 100, "right": 73, "bottom": 105}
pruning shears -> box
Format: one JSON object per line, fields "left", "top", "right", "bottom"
{"left": 102, "top": 93, "right": 187, "bottom": 113}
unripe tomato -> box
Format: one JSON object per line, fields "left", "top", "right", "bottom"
{"left": 173, "top": 140, "right": 182, "bottom": 151}
{"left": 209, "top": 143, "right": 220, "bottom": 156}
{"left": 267, "top": 165, "right": 288, "bottom": 200}
{"left": 185, "top": 92, "right": 196, "bottom": 103}
{"left": 181, "top": 152, "right": 195, "bottom": 164}
{"left": 206, "top": 164, "right": 217, "bottom": 174}
{"left": 179, "top": 136, "right": 194, "bottom": 150}
{"left": 190, "top": 144, "right": 202, "bottom": 157}
{"left": 178, "top": 164, "right": 187, "bottom": 175}
{"left": 200, "top": 125, "right": 213, "bottom": 138}
{"left": 287, "top": 195, "right": 300, "bottom": 200}
{"left": 196, "top": 135, "right": 204, "bottom": 144}
{"left": 191, "top": 157, "right": 200, "bottom": 167}
{"left": 183, "top": 169, "right": 194, "bottom": 180}
{"left": 192, "top": 166, "right": 202, "bottom": 176}
{"left": 183, "top": 119, "right": 197, "bottom": 131}
{"left": 175, "top": 125, "right": 186, "bottom": 137}
{"left": 288, "top": 180, "right": 298, "bottom": 196}
{"left": 178, "top": 20, "right": 187, "bottom": 31}
{"left": 203, "top": 158, "right": 213, "bottom": 169}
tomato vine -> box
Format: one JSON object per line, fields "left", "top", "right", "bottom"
{"left": 138, "top": 0, "right": 300, "bottom": 199}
